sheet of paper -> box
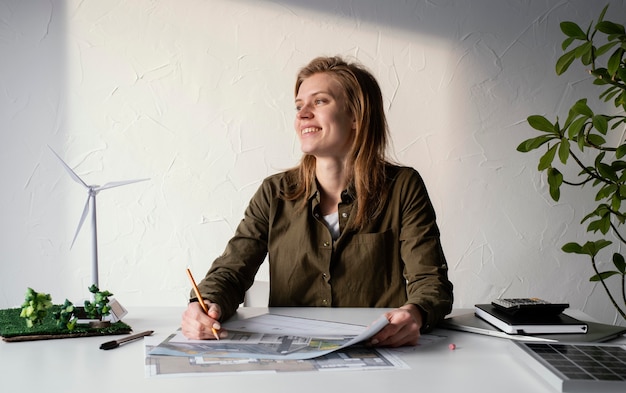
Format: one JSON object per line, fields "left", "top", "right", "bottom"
{"left": 148, "top": 313, "right": 389, "bottom": 360}
{"left": 144, "top": 336, "right": 410, "bottom": 377}
{"left": 144, "top": 333, "right": 448, "bottom": 377}
{"left": 221, "top": 313, "right": 368, "bottom": 336}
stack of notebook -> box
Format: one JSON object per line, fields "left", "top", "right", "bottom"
{"left": 474, "top": 303, "right": 588, "bottom": 335}
{"left": 441, "top": 297, "right": 626, "bottom": 343}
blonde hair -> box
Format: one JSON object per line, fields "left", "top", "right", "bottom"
{"left": 285, "top": 56, "right": 390, "bottom": 230}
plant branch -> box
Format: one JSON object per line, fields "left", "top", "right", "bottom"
{"left": 568, "top": 149, "right": 605, "bottom": 183}
{"left": 622, "top": 274, "right": 626, "bottom": 310}
{"left": 523, "top": 8, "right": 626, "bottom": 322}
{"left": 590, "top": 255, "right": 626, "bottom": 320}
{"left": 610, "top": 221, "right": 626, "bottom": 245}
{"left": 562, "top": 178, "right": 594, "bottom": 186}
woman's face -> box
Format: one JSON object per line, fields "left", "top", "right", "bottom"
{"left": 294, "top": 72, "right": 356, "bottom": 160}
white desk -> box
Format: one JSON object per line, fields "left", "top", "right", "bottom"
{"left": 0, "top": 307, "right": 622, "bottom": 393}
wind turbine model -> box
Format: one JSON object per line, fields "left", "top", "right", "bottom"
{"left": 49, "top": 146, "right": 149, "bottom": 288}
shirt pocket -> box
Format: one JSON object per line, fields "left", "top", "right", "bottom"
{"left": 338, "top": 229, "right": 401, "bottom": 288}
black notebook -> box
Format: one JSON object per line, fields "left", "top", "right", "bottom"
{"left": 475, "top": 304, "right": 588, "bottom": 335}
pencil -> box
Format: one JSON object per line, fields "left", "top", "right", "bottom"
{"left": 186, "top": 268, "right": 220, "bottom": 340}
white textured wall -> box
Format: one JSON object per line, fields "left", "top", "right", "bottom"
{"left": 2, "top": 0, "right": 625, "bottom": 326}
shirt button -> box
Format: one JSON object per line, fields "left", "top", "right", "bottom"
{"left": 323, "top": 241, "right": 330, "bottom": 247}
{"left": 341, "top": 212, "right": 348, "bottom": 218}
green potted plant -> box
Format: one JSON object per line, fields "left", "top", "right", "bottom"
{"left": 517, "top": 4, "right": 625, "bottom": 321}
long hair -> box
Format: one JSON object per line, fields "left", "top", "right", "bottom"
{"left": 284, "top": 56, "right": 390, "bottom": 230}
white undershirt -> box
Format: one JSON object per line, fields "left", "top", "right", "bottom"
{"left": 322, "top": 211, "right": 340, "bottom": 240}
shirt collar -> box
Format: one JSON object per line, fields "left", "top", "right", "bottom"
{"left": 307, "top": 179, "right": 355, "bottom": 203}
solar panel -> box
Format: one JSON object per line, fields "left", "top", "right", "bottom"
{"left": 513, "top": 341, "right": 626, "bottom": 392}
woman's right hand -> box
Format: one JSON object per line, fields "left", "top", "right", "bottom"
{"left": 181, "top": 300, "right": 226, "bottom": 340}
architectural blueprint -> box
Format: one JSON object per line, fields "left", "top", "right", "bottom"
{"left": 148, "top": 313, "right": 389, "bottom": 360}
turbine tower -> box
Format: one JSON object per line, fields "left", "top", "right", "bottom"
{"left": 49, "top": 146, "right": 149, "bottom": 287}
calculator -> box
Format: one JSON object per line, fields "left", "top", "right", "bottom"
{"left": 491, "top": 298, "right": 569, "bottom": 316}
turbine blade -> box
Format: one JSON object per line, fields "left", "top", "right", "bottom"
{"left": 96, "top": 178, "right": 150, "bottom": 191}
{"left": 48, "top": 146, "right": 88, "bottom": 188}
{"left": 70, "top": 194, "right": 91, "bottom": 249}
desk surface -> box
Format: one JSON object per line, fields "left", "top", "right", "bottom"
{"left": 1, "top": 307, "right": 622, "bottom": 393}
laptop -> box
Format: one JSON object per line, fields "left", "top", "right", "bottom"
{"left": 439, "top": 311, "right": 626, "bottom": 343}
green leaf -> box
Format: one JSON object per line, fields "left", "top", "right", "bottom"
{"left": 562, "top": 36, "right": 576, "bottom": 51}
{"left": 567, "top": 116, "right": 587, "bottom": 140}
{"left": 67, "top": 318, "right": 77, "bottom": 331}
{"left": 586, "top": 219, "right": 602, "bottom": 232}
{"left": 581, "top": 208, "right": 599, "bottom": 223}
{"left": 558, "top": 137, "right": 570, "bottom": 164}
{"left": 581, "top": 46, "right": 594, "bottom": 66}
{"left": 599, "top": 86, "right": 620, "bottom": 102}
{"left": 592, "top": 115, "right": 608, "bottom": 135}
{"left": 590, "top": 271, "right": 620, "bottom": 281}
{"left": 617, "top": 68, "right": 626, "bottom": 84}
{"left": 581, "top": 239, "right": 612, "bottom": 256}
{"left": 614, "top": 119, "right": 626, "bottom": 131}
{"left": 587, "top": 218, "right": 607, "bottom": 234}
{"left": 616, "top": 144, "right": 626, "bottom": 159}
{"left": 596, "top": 184, "right": 617, "bottom": 201}
{"left": 587, "top": 133, "right": 607, "bottom": 147}
{"left": 607, "top": 48, "right": 624, "bottom": 77}
{"left": 539, "top": 144, "right": 558, "bottom": 170}
{"left": 595, "top": 40, "right": 620, "bottom": 57}
{"left": 592, "top": 216, "right": 611, "bottom": 234}
{"left": 597, "top": 162, "right": 618, "bottom": 182}
{"left": 560, "top": 21, "right": 587, "bottom": 39}
{"left": 562, "top": 242, "right": 583, "bottom": 254}
{"left": 616, "top": 92, "right": 626, "bottom": 110}
{"left": 597, "top": 21, "right": 626, "bottom": 35}
{"left": 574, "top": 41, "right": 593, "bottom": 61}
{"left": 556, "top": 49, "right": 577, "bottom": 75}
{"left": 527, "top": 115, "right": 557, "bottom": 133}
{"left": 517, "top": 135, "right": 556, "bottom": 152}
{"left": 596, "top": 4, "right": 609, "bottom": 24}
{"left": 547, "top": 167, "right": 563, "bottom": 201}
{"left": 571, "top": 99, "right": 594, "bottom": 118}
{"left": 613, "top": 253, "right": 626, "bottom": 273}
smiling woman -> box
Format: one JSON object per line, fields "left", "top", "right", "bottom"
{"left": 288, "top": 56, "right": 391, "bottom": 228}
{"left": 295, "top": 73, "right": 356, "bottom": 174}
{"left": 181, "top": 56, "right": 454, "bottom": 348}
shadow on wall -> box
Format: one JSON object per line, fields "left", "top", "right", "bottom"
{"left": 0, "top": 1, "right": 70, "bottom": 306}
{"left": 228, "top": 0, "right": 581, "bottom": 35}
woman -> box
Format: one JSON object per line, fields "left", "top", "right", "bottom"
{"left": 181, "top": 56, "right": 453, "bottom": 347}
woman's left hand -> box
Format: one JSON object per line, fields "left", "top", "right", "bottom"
{"left": 368, "top": 304, "right": 423, "bottom": 347}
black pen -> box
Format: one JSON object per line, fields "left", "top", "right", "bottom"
{"left": 100, "top": 330, "right": 154, "bottom": 350}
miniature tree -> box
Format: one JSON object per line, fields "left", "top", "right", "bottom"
{"left": 19, "top": 287, "right": 53, "bottom": 328}
{"left": 53, "top": 299, "right": 78, "bottom": 331}
{"left": 83, "top": 284, "right": 113, "bottom": 319}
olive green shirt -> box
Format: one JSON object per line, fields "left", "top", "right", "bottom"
{"left": 194, "top": 165, "right": 453, "bottom": 331}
